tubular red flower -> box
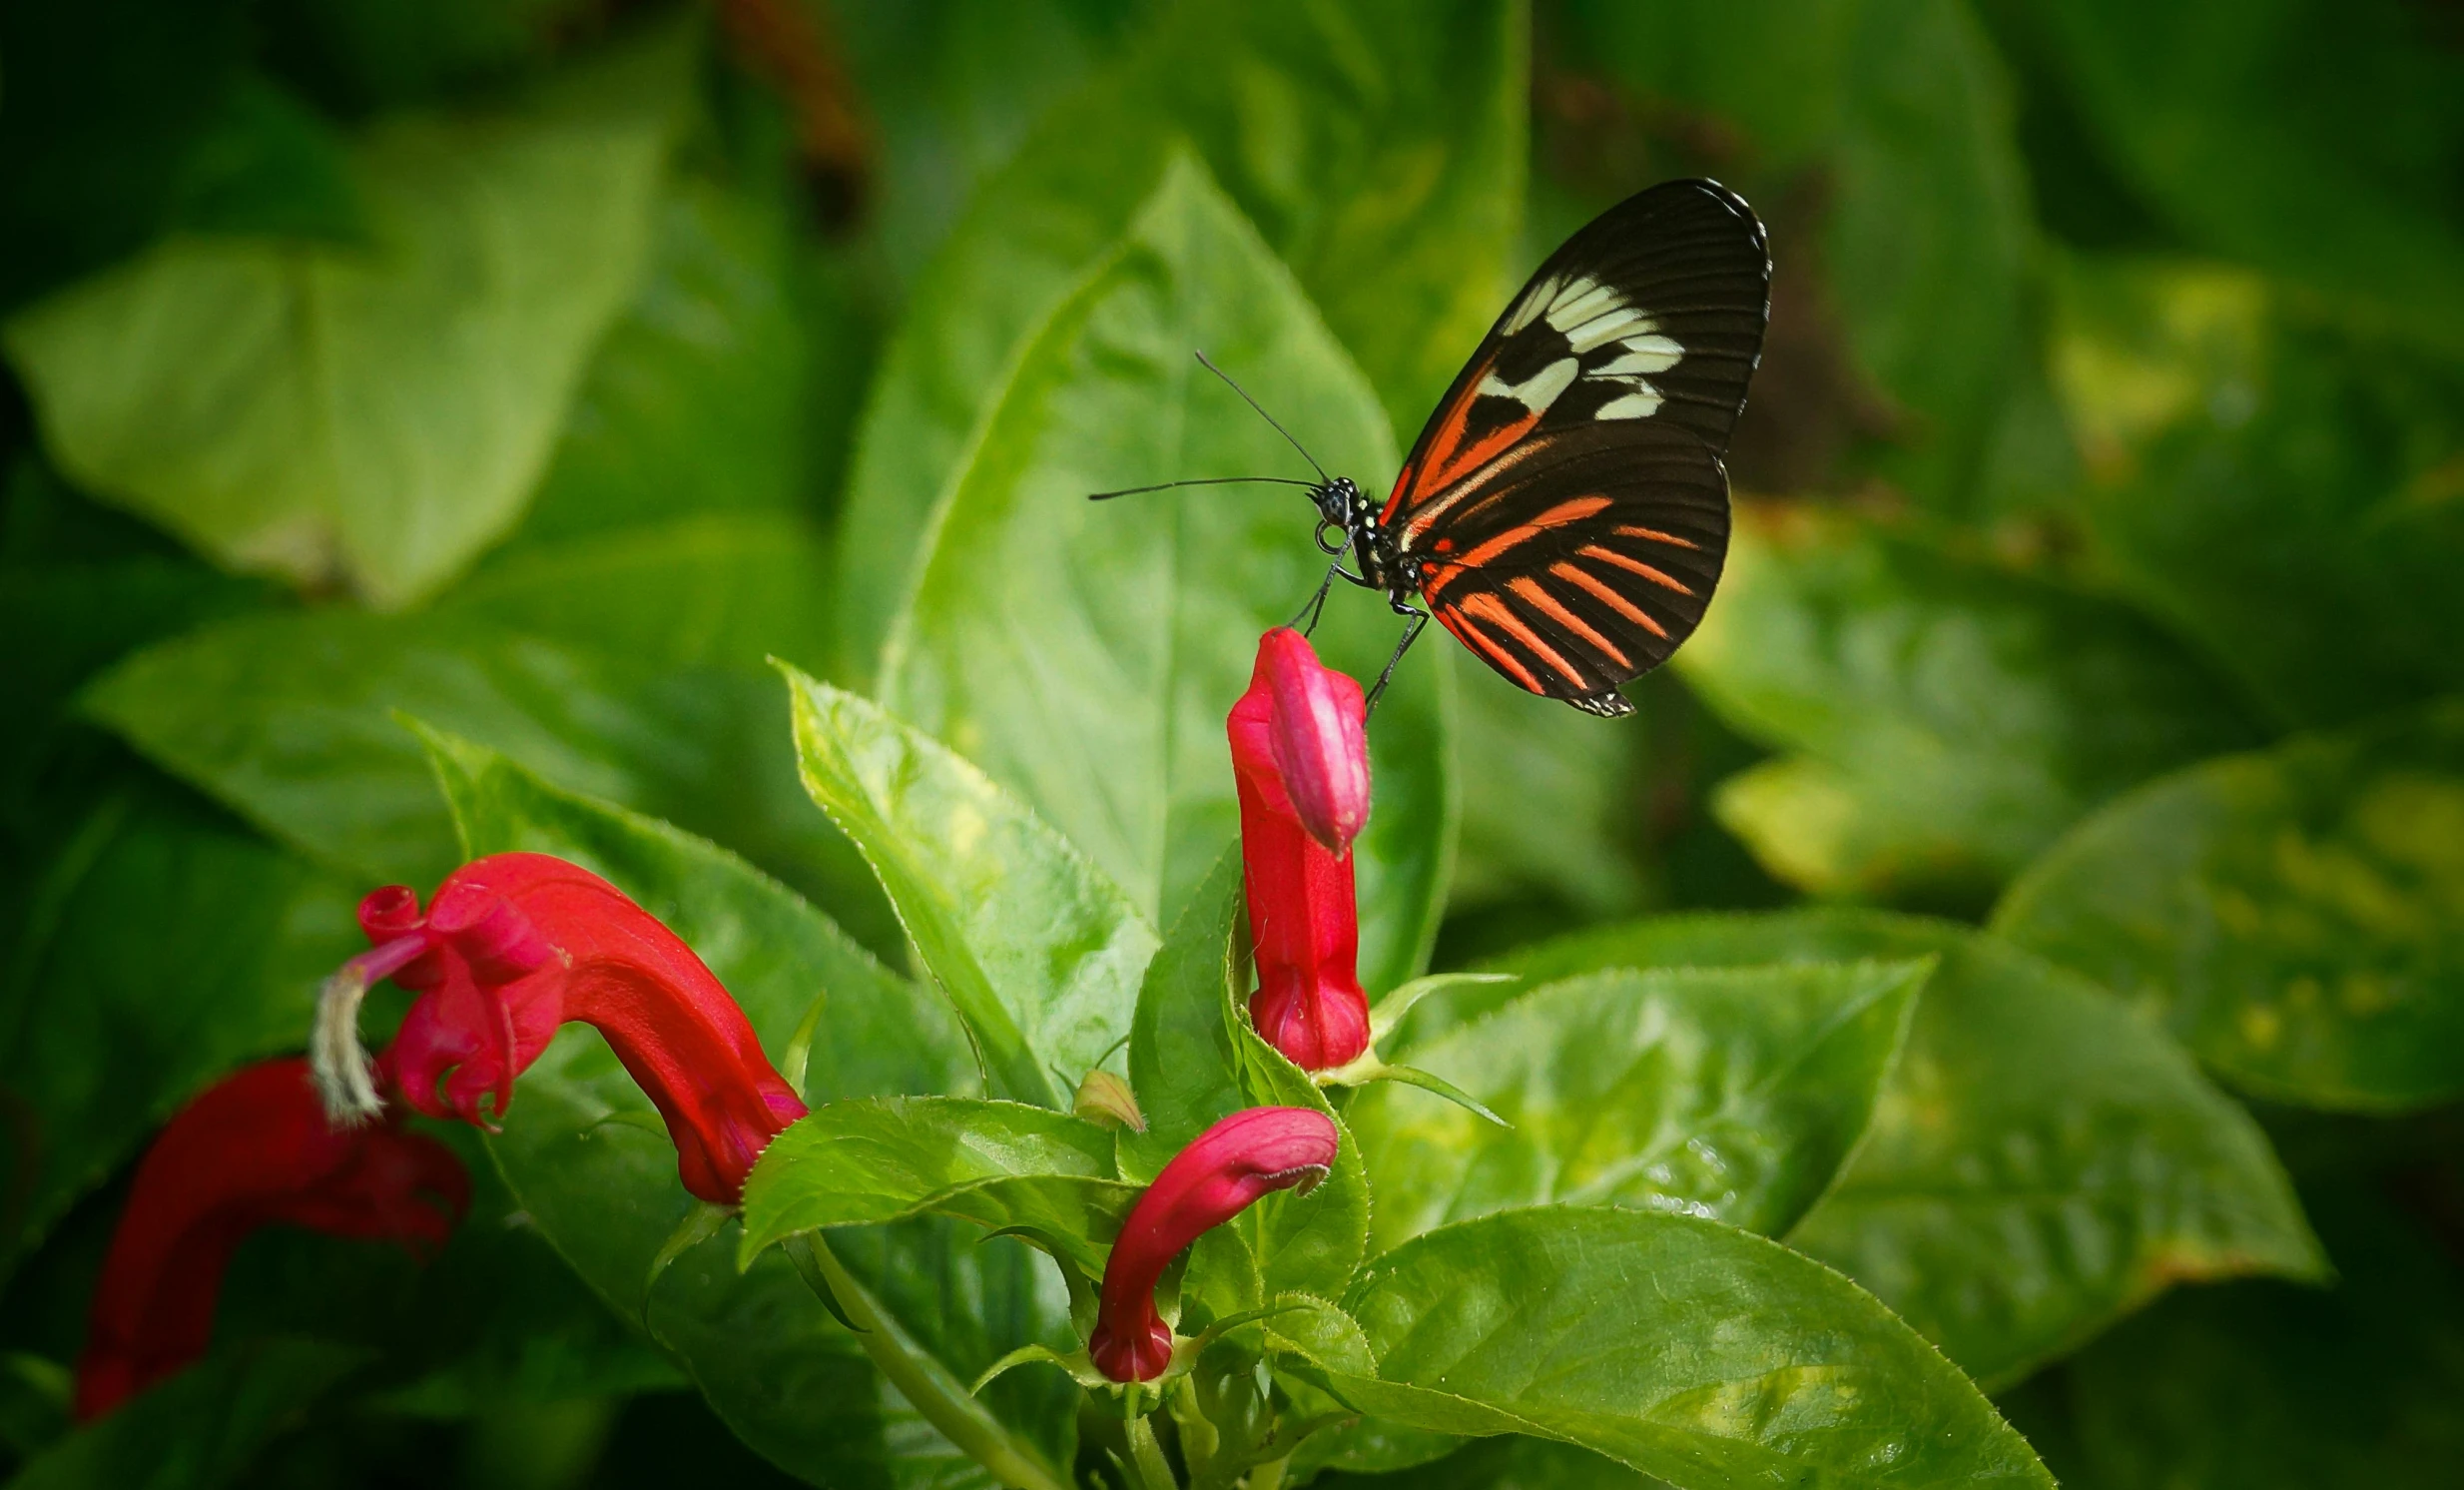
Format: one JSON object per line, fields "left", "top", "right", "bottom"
{"left": 319, "top": 853, "right": 807, "bottom": 1205}
{"left": 1088, "top": 1107, "right": 1339, "bottom": 1382}
{"left": 1231, "top": 630, "right": 1371, "bottom": 1072}
{"left": 73, "top": 1058, "right": 467, "bottom": 1421}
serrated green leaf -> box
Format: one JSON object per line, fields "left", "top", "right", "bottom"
{"left": 1677, "top": 504, "right": 2263, "bottom": 901}
{"left": 1995, "top": 702, "right": 2464, "bottom": 1112}
{"left": 1, "top": 28, "right": 689, "bottom": 605}
{"left": 877, "top": 153, "right": 1451, "bottom": 986}
{"left": 1354, "top": 960, "right": 1923, "bottom": 1255}
{"left": 740, "top": 1097, "right": 1133, "bottom": 1273}
{"left": 1317, "top": 1207, "right": 2053, "bottom": 1489}
{"left": 780, "top": 666, "right": 1158, "bottom": 1109}
{"left": 420, "top": 731, "right": 1074, "bottom": 1483}
{"left": 1482, "top": 910, "right": 2324, "bottom": 1388}
{"left": 837, "top": 0, "right": 1525, "bottom": 678}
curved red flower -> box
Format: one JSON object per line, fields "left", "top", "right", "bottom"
{"left": 74, "top": 1058, "right": 467, "bottom": 1420}
{"left": 317, "top": 853, "right": 806, "bottom": 1205}
{"left": 1088, "top": 1107, "right": 1339, "bottom": 1382}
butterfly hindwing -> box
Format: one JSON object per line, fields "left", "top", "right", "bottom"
{"left": 1382, "top": 178, "right": 1769, "bottom": 706}
{"left": 1415, "top": 419, "right": 1729, "bottom": 704}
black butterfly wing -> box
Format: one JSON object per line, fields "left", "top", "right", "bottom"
{"left": 1409, "top": 419, "right": 1729, "bottom": 715}
{"left": 1380, "top": 179, "right": 1769, "bottom": 714}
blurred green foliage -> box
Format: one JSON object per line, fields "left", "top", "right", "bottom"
{"left": 1, "top": 0, "right": 2458, "bottom": 1486}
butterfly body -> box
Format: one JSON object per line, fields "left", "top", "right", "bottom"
{"left": 1107, "top": 179, "right": 1771, "bottom": 716}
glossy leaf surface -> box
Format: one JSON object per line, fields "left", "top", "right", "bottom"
{"left": 1, "top": 32, "right": 685, "bottom": 605}
{"left": 836, "top": 0, "right": 1525, "bottom": 675}
{"left": 1321, "top": 1207, "right": 2053, "bottom": 1488}
{"left": 1355, "top": 960, "right": 1923, "bottom": 1254}
{"left": 783, "top": 666, "right": 1157, "bottom": 1108}
{"left": 1481, "top": 910, "right": 2322, "bottom": 1387}
{"left": 1995, "top": 704, "right": 2464, "bottom": 1112}
{"left": 879, "top": 156, "right": 1451, "bottom": 988}
{"left": 1677, "top": 505, "right": 2261, "bottom": 900}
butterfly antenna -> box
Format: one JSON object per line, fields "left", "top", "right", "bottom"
{"left": 1088, "top": 475, "right": 1320, "bottom": 501}
{"left": 1195, "top": 351, "right": 1331, "bottom": 483}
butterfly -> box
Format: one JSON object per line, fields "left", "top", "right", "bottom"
{"left": 1096, "top": 178, "right": 1770, "bottom": 717}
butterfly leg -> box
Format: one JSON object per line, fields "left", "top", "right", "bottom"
{"left": 1363, "top": 600, "right": 1429, "bottom": 715}
{"left": 1290, "top": 561, "right": 1358, "bottom": 635}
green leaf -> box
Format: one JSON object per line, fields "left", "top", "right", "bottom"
{"left": 1, "top": 29, "right": 686, "bottom": 605}
{"left": 511, "top": 175, "right": 821, "bottom": 549}
{"left": 877, "top": 153, "right": 1452, "bottom": 987}
{"left": 1994, "top": 702, "right": 2464, "bottom": 1113}
{"left": 1559, "top": 0, "right": 2045, "bottom": 515}
{"left": 1124, "top": 846, "right": 1247, "bottom": 1178}
{"left": 1482, "top": 909, "right": 2325, "bottom": 1388}
{"left": 740, "top": 1097, "right": 1135, "bottom": 1273}
{"left": 0, "top": 782, "right": 361, "bottom": 1279}
{"left": 1316, "top": 1207, "right": 2053, "bottom": 1489}
{"left": 422, "top": 732, "right": 1078, "bottom": 1482}
{"left": 2015, "top": 0, "right": 2464, "bottom": 358}
{"left": 1448, "top": 677, "right": 1645, "bottom": 917}
{"left": 781, "top": 666, "right": 1158, "bottom": 1109}
{"left": 1353, "top": 960, "right": 1924, "bottom": 1256}
{"left": 1676, "top": 504, "right": 2263, "bottom": 901}
{"left": 2048, "top": 258, "right": 2464, "bottom": 729}
{"left": 3, "top": 1339, "right": 371, "bottom": 1490}
{"left": 2058, "top": 1184, "right": 2464, "bottom": 1490}
{"left": 80, "top": 608, "right": 855, "bottom": 919}
{"left": 836, "top": 0, "right": 1526, "bottom": 678}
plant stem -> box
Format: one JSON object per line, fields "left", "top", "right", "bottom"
{"left": 1247, "top": 1458, "right": 1288, "bottom": 1490}
{"left": 789, "top": 1235, "right": 1069, "bottom": 1490}
{"left": 1124, "top": 1411, "right": 1179, "bottom": 1490}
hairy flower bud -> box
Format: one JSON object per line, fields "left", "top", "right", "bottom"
{"left": 75, "top": 1059, "right": 467, "bottom": 1420}
{"left": 1230, "top": 630, "right": 1371, "bottom": 1071}
{"left": 315, "top": 854, "right": 807, "bottom": 1204}
{"left": 1088, "top": 1107, "right": 1339, "bottom": 1382}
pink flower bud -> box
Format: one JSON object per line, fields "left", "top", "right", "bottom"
{"left": 316, "top": 854, "right": 807, "bottom": 1205}
{"left": 1088, "top": 1107, "right": 1339, "bottom": 1382}
{"left": 74, "top": 1059, "right": 467, "bottom": 1420}
{"left": 1230, "top": 631, "right": 1371, "bottom": 1072}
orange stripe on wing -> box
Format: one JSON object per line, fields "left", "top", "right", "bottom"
{"left": 1552, "top": 562, "right": 1670, "bottom": 639}
{"left": 1435, "top": 604, "right": 1544, "bottom": 693}
{"left": 1612, "top": 524, "right": 1703, "bottom": 550}
{"left": 1509, "top": 576, "right": 1630, "bottom": 669}
{"left": 1578, "top": 544, "right": 1694, "bottom": 596}
{"left": 1420, "top": 494, "right": 1614, "bottom": 599}
{"left": 1427, "top": 406, "right": 1540, "bottom": 495}
{"left": 1460, "top": 590, "right": 1587, "bottom": 690}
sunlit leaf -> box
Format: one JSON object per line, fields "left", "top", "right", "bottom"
{"left": 1, "top": 28, "right": 687, "bottom": 604}
{"left": 1995, "top": 702, "right": 2464, "bottom": 1112}
{"left": 1678, "top": 504, "right": 2262, "bottom": 901}
{"left": 1315, "top": 1207, "right": 2053, "bottom": 1489}
{"left": 1354, "top": 960, "right": 1923, "bottom": 1254}
{"left": 837, "top": 0, "right": 1526, "bottom": 678}
{"left": 1480, "top": 909, "right": 2324, "bottom": 1387}
{"left": 879, "top": 154, "right": 1452, "bottom": 986}
{"left": 781, "top": 667, "right": 1158, "bottom": 1109}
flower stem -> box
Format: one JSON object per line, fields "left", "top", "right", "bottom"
{"left": 1124, "top": 1410, "right": 1178, "bottom": 1490}
{"left": 789, "top": 1235, "right": 1068, "bottom": 1490}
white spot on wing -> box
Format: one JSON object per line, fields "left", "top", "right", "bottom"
{"left": 1543, "top": 280, "right": 1621, "bottom": 333}
{"left": 1477, "top": 358, "right": 1578, "bottom": 413}
{"left": 1598, "top": 335, "right": 1682, "bottom": 375}
{"left": 1595, "top": 389, "right": 1663, "bottom": 419}
{"left": 1504, "top": 272, "right": 1568, "bottom": 335}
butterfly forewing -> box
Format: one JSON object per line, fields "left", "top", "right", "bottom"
{"left": 1382, "top": 179, "right": 1770, "bottom": 710}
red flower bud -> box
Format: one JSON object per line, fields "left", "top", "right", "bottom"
{"left": 1088, "top": 1107, "right": 1339, "bottom": 1382}
{"left": 74, "top": 1059, "right": 467, "bottom": 1420}
{"left": 1230, "top": 630, "right": 1371, "bottom": 1071}
{"left": 316, "top": 854, "right": 807, "bottom": 1205}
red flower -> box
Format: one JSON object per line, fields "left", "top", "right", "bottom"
{"left": 1088, "top": 1107, "right": 1339, "bottom": 1382}
{"left": 316, "top": 853, "right": 806, "bottom": 1205}
{"left": 1230, "top": 629, "right": 1370, "bottom": 1072}
{"left": 74, "top": 1058, "right": 467, "bottom": 1420}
